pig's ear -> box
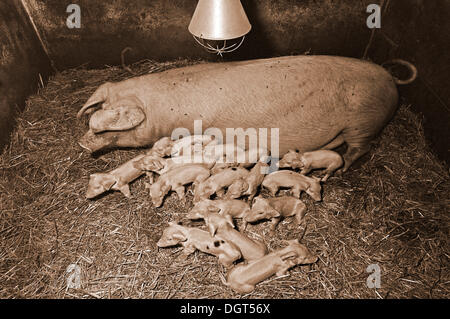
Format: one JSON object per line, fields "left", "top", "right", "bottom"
{"left": 207, "top": 205, "right": 220, "bottom": 213}
{"left": 292, "top": 159, "right": 302, "bottom": 166}
{"left": 89, "top": 103, "right": 145, "bottom": 133}
{"left": 172, "top": 233, "right": 187, "bottom": 241}
{"left": 225, "top": 214, "right": 234, "bottom": 228}
{"left": 77, "top": 82, "right": 112, "bottom": 119}
{"left": 270, "top": 209, "right": 281, "bottom": 218}
{"left": 280, "top": 251, "right": 298, "bottom": 261}
{"left": 208, "top": 223, "right": 219, "bottom": 237}
{"left": 99, "top": 176, "right": 116, "bottom": 191}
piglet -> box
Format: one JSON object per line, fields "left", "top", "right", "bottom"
{"left": 85, "top": 154, "right": 145, "bottom": 199}
{"left": 209, "top": 146, "right": 269, "bottom": 174}
{"left": 157, "top": 222, "right": 241, "bottom": 268}
{"left": 187, "top": 199, "right": 251, "bottom": 220}
{"left": 187, "top": 198, "right": 251, "bottom": 230}
{"left": 245, "top": 196, "right": 307, "bottom": 234}
{"left": 134, "top": 154, "right": 215, "bottom": 175}
{"left": 146, "top": 137, "right": 173, "bottom": 157}
{"left": 194, "top": 167, "right": 249, "bottom": 203}
{"left": 150, "top": 164, "right": 210, "bottom": 207}
{"left": 226, "top": 162, "right": 269, "bottom": 201}
{"left": 278, "top": 149, "right": 343, "bottom": 182}
{"left": 147, "top": 135, "right": 214, "bottom": 158}
{"left": 203, "top": 212, "right": 267, "bottom": 261}
{"left": 203, "top": 143, "right": 245, "bottom": 164}
{"left": 225, "top": 239, "right": 317, "bottom": 294}
{"left": 262, "top": 170, "right": 322, "bottom": 202}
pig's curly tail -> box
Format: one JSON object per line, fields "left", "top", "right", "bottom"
{"left": 382, "top": 59, "right": 418, "bottom": 85}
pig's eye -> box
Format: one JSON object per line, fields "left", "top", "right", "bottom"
{"left": 214, "top": 241, "right": 220, "bottom": 247}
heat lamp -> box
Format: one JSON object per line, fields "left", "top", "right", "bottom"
{"left": 188, "top": 0, "right": 252, "bottom": 56}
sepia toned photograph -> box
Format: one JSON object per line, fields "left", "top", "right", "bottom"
{"left": 0, "top": 0, "right": 448, "bottom": 306}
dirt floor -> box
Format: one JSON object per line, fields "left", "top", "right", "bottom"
{"left": 0, "top": 60, "right": 449, "bottom": 299}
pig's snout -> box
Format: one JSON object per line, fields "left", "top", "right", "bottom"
{"left": 310, "top": 193, "right": 322, "bottom": 202}
{"left": 79, "top": 130, "right": 117, "bottom": 153}
{"left": 243, "top": 209, "right": 265, "bottom": 224}
{"left": 157, "top": 238, "right": 171, "bottom": 247}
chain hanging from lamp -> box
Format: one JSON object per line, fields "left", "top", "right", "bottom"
{"left": 188, "top": 0, "right": 252, "bottom": 56}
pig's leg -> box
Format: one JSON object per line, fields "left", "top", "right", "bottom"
{"left": 247, "top": 191, "right": 257, "bottom": 202}
{"left": 179, "top": 246, "right": 196, "bottom": 260}
{"left": 218, "top": 255, "right": 235, "bottom": 269}
{"left": 146, "top": 172, "right": 155, "bottom": 184}
{"left": 321, "top": 172, "right": 331, "bottom": 182}
{"left": 269, "top": 217, "right": 281, "bottom": 235}
{"left": 246, "top": 185, "right": 258, "bottom": 201}
{"left": 291, "top": 186, "right": 301, "bottom": 199}
{"left": 341, "top": 127, "right": 372, "bottom": 172}
{"left": 173, "top": 185, "right": 186, "bottom": 202}
{"left": 293, "top": 203, "right": 306, "bottom": 225}
{"left": 322, "top": 165, "right": 338, "bottom": 182}
{"left": 275, "top": 264, "right": 292, "bottom": 277}
{"left": 341, "top": 143, "right": 371, "bottom": 172}
{"left": 320, "top": 134, "right": 345, "bottom": 150}
{"left": 182, "top": 244, "right": 196, "bottom": 255}
{"left": 265, "top": 184, "right": 279, "bottom": 197}
{"left": 216, "top": 188, "right": 226, "bottom": 198}
{"left": 117, "top": 184, "right": 131, "bottom": 198}
{"left": 300, "top": 167, "right": 312, "bottom": 175}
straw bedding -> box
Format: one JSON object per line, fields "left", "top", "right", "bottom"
{"left": 0, "top": 59, "right": 448, "bottom": 298}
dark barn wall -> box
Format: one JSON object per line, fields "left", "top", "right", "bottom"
{"left": 0, "top": 0, "right": 52, "bottom": 150}
{"left": 23, "top": 0, "right": 381, "bottom": 69}
{"left": 367, "top": 0, "right": 450, "bottom": 164}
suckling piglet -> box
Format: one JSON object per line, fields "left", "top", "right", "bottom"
{"left": 224, "top": 239, "right": 317, "bottom": 294}
{"left": 146, "top": 137, "right": 173, "bottom": 157}
{"left": 157, "top": 222, "right": 241, "bottom": 267}
{"left": 203, "top": 212, "right": 267, "bottom": 261}
{"left": 85, "top": 154, "right": 145, "bottom": 199}
{"left": 187, "top": 199, "right": 251, "bottom": 220}
{"left": 134, "top": 154, "right": 215, "bottom": 175}
{"left": 278, "top": 149, "right": 343, "bottom": 181}
{"left": 147, "top": 135, "right": 214, "bottom": 158}
{"left": 226, "top": 162, "right": 269, "bottom": 200}
{"left": 150, "top": 164, "right": 210, "bottom": 207}
{"left": 262, "top": 170, "right": 322, "bottom": 202}
{"left": 194, "top": 167, "right": 249, "bottom": 203}
{"left": 209, "top": 146, "right": 269, "bottom": 174}
{"left": 245, "top": 196, "right": 307, "bottom": 234}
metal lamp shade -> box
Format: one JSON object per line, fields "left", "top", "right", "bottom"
{"left": 188, "top": 0, "right": 251, "bottom": 41}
